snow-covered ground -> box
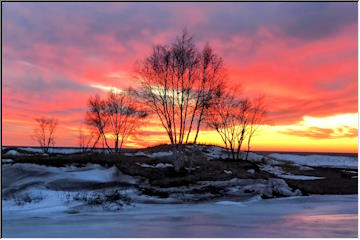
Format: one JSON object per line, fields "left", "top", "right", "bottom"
{"left": 200, "top": 146, "right": 357, "bottom": 179}
{"left": 1, "top": 148, "right": 358, "bottom": 237}
{"left": 2, "top": 195, "right": 357, "bottom": 237}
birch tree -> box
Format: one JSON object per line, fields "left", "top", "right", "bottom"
{"left": 137, "top": 30, "right": 225, "bottom": 171}
{"left": 245, "top": 96, "right": 266, "bottom": 161}
{"left": 207, "top": 89, "right": 251, "bottom": 160}
{"left": 105, "top": 90, "right": 147, "bottom": 153}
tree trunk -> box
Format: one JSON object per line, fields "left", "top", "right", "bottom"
{"left": 115, "top": 136, "right": 119, "bottom": 153}
{"left": 173, "top": 144, "right": 184, "bottom": 173}
{"left": 245, "top": 136, "right": 252, "bottom": 161}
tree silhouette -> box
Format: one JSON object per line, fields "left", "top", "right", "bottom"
{"left": 32, "top": 117, "right": 58, "bottom": 154}
{"left": 137, "top": 30, "right": 225, "bottom": 171}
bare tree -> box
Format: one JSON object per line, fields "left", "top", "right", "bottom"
{"left": 137, "top": 30, "right": 225, "bottom": 172}
{"left": 78, "top": 125, "right": 93, "bottom": 153}
{"left": 105, "top": 90, "right": 147, "bottom": 153}
{"left": 245, "top": 96, "right": 266, "bottom": 161}
{"left": 85, "top": 94, "right": 110, "bottom": 152}
{"left": 207, "top": 89, "right": 251, "bottom": 160}
{"left": 32, "top": 117, "right": 58, "bottom": 154}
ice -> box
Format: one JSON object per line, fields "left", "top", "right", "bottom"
{"left": 215, "top": 200, "right": 247, "bottom": 206}
{"left": 2, "top": 195, "right": 357, "bottom": 237}
{"left": 269, "top": 153, "right": 357, "bottom": 169}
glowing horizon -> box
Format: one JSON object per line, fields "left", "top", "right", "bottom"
{"left": 2, "top": 2, "right": 358, "bottom": 153}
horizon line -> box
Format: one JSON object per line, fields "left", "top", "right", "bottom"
{"left": 2, "top": 144, "right": 358, "bottom": 155}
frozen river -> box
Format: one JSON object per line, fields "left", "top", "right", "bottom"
{"left": 2, "top": 194, "right": 357, "bottom": 237}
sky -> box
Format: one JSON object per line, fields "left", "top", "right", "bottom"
{"left": 2, "top": 2, "right": 358, "bottom": 153}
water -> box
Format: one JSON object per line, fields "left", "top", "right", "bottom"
{"left": 2, "top": 195, "right": 357, "bottom": 237}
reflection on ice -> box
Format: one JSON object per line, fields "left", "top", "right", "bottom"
{"left": 2, "top": 195, "right": 357, "bottom": 237}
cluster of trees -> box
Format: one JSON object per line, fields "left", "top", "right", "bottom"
{"left": 32, "top": 30, "right": 266, "bottom": 171}
{"left": 82, "top": 90, "right": 147, "bottom": 153}
{"left": 136, "top": 31, "right": 225, "bottom": 171}
{"left": 136, "top": 31, "right": 266, "bottom": 170}
{"left": 208, "top": 92, "right": 266, "bottom": 161}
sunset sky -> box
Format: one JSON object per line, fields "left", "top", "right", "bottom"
{"left": 2, "top": 2, "right": 358, "bottom": 153}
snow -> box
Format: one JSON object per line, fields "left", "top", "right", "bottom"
{"left": 64, "top": 164, "right": 121, "bottom": 182}
{"left": 18, "top": 147, "right": 82, "bottom": 154}
{"left": 202, "top": 146, "right": 266, "bottom": 161}
{"left": 261, "top": 178, "right": 302, "bottom": 198}
{"left": 149, "top": 151, "right": 173, "bottom": 158}
{"left": 247, "top": 169, "right": 255, "bottom": 174}
{"left": 2, "top": 158, "right": 13, "bottom": 163}
{"left": 136, "top": 163, "right": 174, "bottom": 168}
{"left": 258, "top": 159, "right": 326, "bottom": 180}
{"left": 245, "top": 152, "right": 265, "bottom": 161}
{"left": 134, "top": 151, "right": 147, "bottom": 156}
{"left": 126, "top": 151, "right": 173, "bottom": 158}
{"left": 204, "top": 146, "right": 227, "bottom": 159}
{"left": 2, "top": 163, "right": 138, "bottom": 189}
{"left": 4, "top": 150, "right": 21, "bottom": 156}
{"left": 269, "top": 153, "right": 357, "bottom": 169}
{"left": 280, "top": 175, "right": 325, "bottom": 180}
{"left": 2, "top": 195, "right": 357, "bottom": 237}
{"left": 224, "top": 170, "right": 232, "bottom": 174}
{"left": 259, "top": 164, "right": 285, "bottom": 176}
{"left": 124, "top": 151, "right": 147, "bottom": 157}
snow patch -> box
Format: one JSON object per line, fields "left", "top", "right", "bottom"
{"left": 279, "top": 175, "right": 325, "bottom": 180}
{"left": 18, "top": 147, "right": 82, "bottom": 154}
{"left": 2, "top": 159, "right": 13, "bottom": 163}
{"left": 136, "top": 163, "right": 173, "bottom": 168}
{"left": 149, "top": 151, "right": 173, "bottom": 158}
{"left": 126, "top": 151, "right": 173, "bottom": 158}
{"left": 262, "top": 178, "right": 302, "bottom": 198}
{"left": 4, "top": 150, "right": 21, "bottom": 156}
